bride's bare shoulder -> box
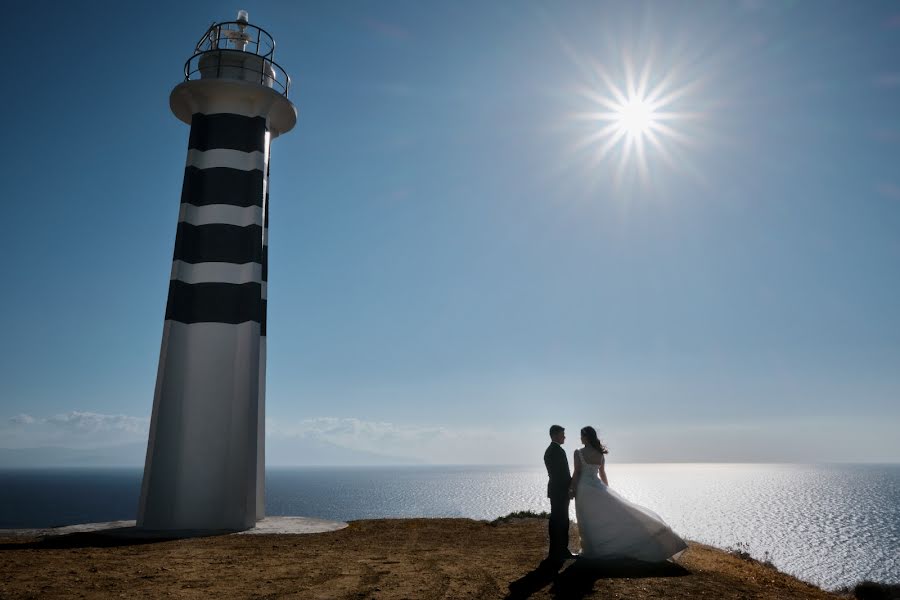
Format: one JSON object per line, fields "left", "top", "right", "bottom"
{"left": 580, "top": 446, "right": 605, "bottom": 465}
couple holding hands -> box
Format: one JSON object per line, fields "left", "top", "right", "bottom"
{"left": 544, "top": 425, "right": 687, "bottom": 562}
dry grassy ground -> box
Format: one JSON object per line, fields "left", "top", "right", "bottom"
{"left": 0, "top": 518, "right": 845, "bottom": 599}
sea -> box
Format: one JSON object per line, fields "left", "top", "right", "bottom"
{"left": 1, "top": 463, "right": 898, "bottom": 591}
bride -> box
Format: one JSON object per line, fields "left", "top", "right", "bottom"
{"left": 570, "top": 426, "right": 687, "bottom": 562}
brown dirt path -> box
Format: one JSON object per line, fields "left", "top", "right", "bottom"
{"left": 0, "top": 518, "right": 843, "bottom": 599}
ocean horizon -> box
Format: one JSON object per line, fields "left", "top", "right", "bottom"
{"left": 1, "top": 463, "right": 898, "bottom": 591}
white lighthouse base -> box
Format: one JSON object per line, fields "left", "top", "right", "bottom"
{"left": 138, "top": 321, "right": 262, "bottom": 531}
{"left": 0, "top": 517, "right": 348, "bottom": 541}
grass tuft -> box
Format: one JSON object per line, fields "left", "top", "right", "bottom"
{"left": 727, "top": 541, "right": 775, "bottom": 568}
{"left": 489, "top": 510, "right": 550, "bottom": 526}
{"left": 838, "top": 581, "right": 900, "bottom": 600}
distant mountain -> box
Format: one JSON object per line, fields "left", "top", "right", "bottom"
{"left": 266, "top": 436, "right": 423, "bottom": 466}
{"left": 0, "top": 438, "right": 422, "bottom": 468}
{"left": 0, "top": 443, "right": 148, "bottom": 468}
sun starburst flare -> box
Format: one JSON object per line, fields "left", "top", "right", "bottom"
{"left": 569, "top": 53, "right": 704, "bottom": 188}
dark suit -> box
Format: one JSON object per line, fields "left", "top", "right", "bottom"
{"left": 544, "top": 442, "right": 572, "bottom": 557}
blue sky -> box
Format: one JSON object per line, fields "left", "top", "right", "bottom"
{"left": 1, "top": 0, "right": 899, "bottom": 464}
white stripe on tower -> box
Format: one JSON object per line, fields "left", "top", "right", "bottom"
{"left": 186, "top": 148, "right": 267, "bottom": 171}
{"left": 179, "top": 204, "right": 264, "bottom": 227}
{"left": 170, "top": 261, "right": 263, "bottom": 284}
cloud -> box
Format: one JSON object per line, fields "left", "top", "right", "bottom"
{"left": 271, "top": 416, "right": 445, "bottom": 441}
{"left": 44, "top": 411, "right": 148, "bottom": 435}
{"left": 739, "top": 0, "right": 768, "bottom": 13}
{"left": 1, "top": 411, "right": 149, "bottom": 449}
{"left": 2, "top": 412, "right": 526, "bottom": 464}
{"left": 267, "top": 417, "right": 528, "bottom": 464}
{"left": 365, "top": 82, "right": 416, "bottom": 97}
{"left": 874, "top": 73, "right": 900, "bottom": 89}
{"left": 5, "top": 410, "right": 898, "bottom": 465}
{"left": 9, "top": 414, "right": 36, "bottom": 425}
{"left": 872, "top": 128, "right": 900, "bottom": 143}
{"left": 876, "top": 183, "right": 900, "bottom": 201}
{"left": 361, "top": 17, "right": 411, "bottom": 42}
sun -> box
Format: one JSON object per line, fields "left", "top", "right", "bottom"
{"left": 614, "top": 96, "right": 657, "bottom": 137}
{"left": 565, "top": 52, "right": 702, "bottom": 186}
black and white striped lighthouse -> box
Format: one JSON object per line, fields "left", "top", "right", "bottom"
{"left": 138, "top": 11, "right": 296, "bottom": 531}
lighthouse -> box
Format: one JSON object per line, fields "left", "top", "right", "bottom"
{"left": 138, "top": 11, "right": 296, "bottom": 531}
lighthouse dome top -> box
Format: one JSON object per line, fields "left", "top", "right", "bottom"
{"left": 183, "top": 11, "right": 291, "bottom": 97}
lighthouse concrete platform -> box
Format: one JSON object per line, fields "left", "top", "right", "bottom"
{"left": 0, "top": 517, "right": 347, "bottom": 540}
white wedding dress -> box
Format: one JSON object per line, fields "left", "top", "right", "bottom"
{"left": 574, "top": 448, "right": 687, "bottom": 562}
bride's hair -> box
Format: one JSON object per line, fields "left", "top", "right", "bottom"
{"left": 581, "top": 426, "right": 608, "bottom": 454}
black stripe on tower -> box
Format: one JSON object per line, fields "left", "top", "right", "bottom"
{"left": 173, "top": 223, "right": 263, "bottom": 264}
{"left": 260, "top": 300, "right": 267, "bottom": 336}
{"left": 166, "top": 281, "right": 263, "bottom": 324}
{"left": 264, "top": 157, "right": 271, "bottom": 229}
{"left": 262, "top": 156, "right": 271, "bottom": 285}
{"left": 181, "top": 168, "right": 265, "bottom": 208}
{"left": 189, "top": 113, "right": 268, "bottom": 153}
{"left": 261, "top": 196, "right": 269, "bottom": 337}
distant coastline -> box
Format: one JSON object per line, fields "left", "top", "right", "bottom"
{"left": 3, "top": 444, "right": 898, "bottom": 470}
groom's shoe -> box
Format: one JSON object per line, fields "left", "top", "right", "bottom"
{"left": 555, "top": 550, "right": 579, "bottom": 560}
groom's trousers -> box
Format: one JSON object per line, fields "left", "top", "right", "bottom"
{"left": 548, "top": 493, "right": 570, "bottom": 556}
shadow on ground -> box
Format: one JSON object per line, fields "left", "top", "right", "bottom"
{"left": 852, "top": 581, "right": 900, "bottom": 600}
{"left": 505, "top": 557, "right": 689, "bottom": 600}
{"left": 0, "top": 527, "right": 226, "bottom": 550}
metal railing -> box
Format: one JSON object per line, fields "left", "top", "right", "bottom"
{"left": 182, "top": 20, "right": 291, "bottom": 97}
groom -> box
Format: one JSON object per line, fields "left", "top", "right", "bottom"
{"left": 544, "top": 424, "right": 575, "bottom": 560}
